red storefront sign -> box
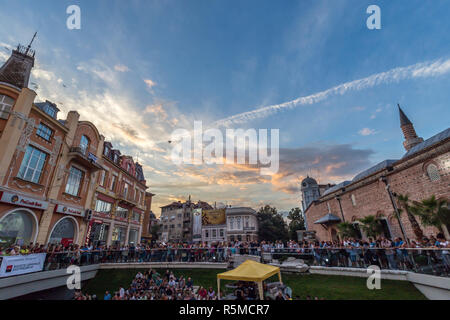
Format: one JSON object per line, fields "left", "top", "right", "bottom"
{"left": 54, "top": 204, "right": 84, "bottom": 217}
{"left": 0, "top": 191, "right": 49, "bottom": 210}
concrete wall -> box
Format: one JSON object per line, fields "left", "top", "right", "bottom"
{"left": 0, "top": 264, "right": 99, "bottom": 300}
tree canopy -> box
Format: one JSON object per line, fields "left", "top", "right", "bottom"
{"left": 257, "top": 205, "right": 289, "bottom": 242}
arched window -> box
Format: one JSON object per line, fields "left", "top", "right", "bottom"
{"left": 0, "top": 94, "right": 14, "bottom": 119}
{"left": 0, "top": 210, "right": 37, "bottom": 246}
{"left": 426, "top": 164, "right": 440, "bottom": 182}
{"left": 79, "top": 135, "right": 89, "bottom": 155}
{"left": 49, "top": 218, "right": 76, "bottom": 245}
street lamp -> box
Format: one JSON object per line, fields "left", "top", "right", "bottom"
{"left": 380, "top": 176, "right": 409, "bottom": 243}
{"left": 335, "top": 195, "right": 346, "bottom": 222}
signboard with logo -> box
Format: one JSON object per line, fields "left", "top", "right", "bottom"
{"left": 0, "top": 253, "right": 46, "bottom": 278}
{"left": 192, "top": 208, "right": 202, "bottom": 241}
{"left": 54, "top": 204, "right": 84, "bottom": 217}
{"left": 0, "top": 191, "right": 48, "bottom": 210}
{"left": 202, "top": 208, "right": 226, "bottom": 225}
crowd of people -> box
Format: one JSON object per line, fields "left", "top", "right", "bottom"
{"left": 1, "top": 234, "right": 448, "bottom": 274}
{"left": 74, "top": 269, "right": 297, "bottom": 301}
{"left": 74, "top": 269, "right": 220, "bottom": 300}
{"left": 1, "top": 232, "right": 448, "bottom": 257}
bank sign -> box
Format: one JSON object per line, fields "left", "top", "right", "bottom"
{"left": 0, "top": 191, "right": 49, "bottom": 210}
{"left": 54, "top": 204, "right": 84, "bottom": 217}
{"left": 0, "top": 253, "right": 46, "bottom": 277}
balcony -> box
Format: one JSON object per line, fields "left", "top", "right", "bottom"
{"left": 117, "top": 192, "right": 137, "bottom": 207}
{"left": 243, "top": 226, "right": 256, "bottom": 231}
{"left": 68, "top": 147, "right": 102, "bottom": 171}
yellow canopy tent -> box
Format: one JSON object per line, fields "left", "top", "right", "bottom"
{"left": 217, "top": 260, "right": 282, "bottom": 300}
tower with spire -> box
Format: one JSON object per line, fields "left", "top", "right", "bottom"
{"left": 0, "top": 33, "right": 36, "bottom": 89}
{"left": 398, "top": 104, "right": 424, "bottom": 151}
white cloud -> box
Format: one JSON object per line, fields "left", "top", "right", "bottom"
{"left": 358, "top": 128, "right": 376, "bottom": 136}
{"left": 114, "top": 64, "right": 130, "bottom": 72}
{"left": 213, "top": 57, "right": 450, "bottom": 127}
{"left": 144, "top": 79, "right": 157, "bottom": 89}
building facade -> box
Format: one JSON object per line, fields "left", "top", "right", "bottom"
{"left": 226, "top": 207, "right": 259, "bottom": 242}
{"left": 86, "top": 142, "right": 148, "bottom": 247}
{"left": 304, "top": 107, "right": 450, "bottom": 242}
{"left": 0, "top": 40, "right": 149, "bottom": 249}
{"left": 159, "top": 198, "right": 213, "bottom": 243}
{"left": 140, "top": 192, "right": 157, "bottom": 243}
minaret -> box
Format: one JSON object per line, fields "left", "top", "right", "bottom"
{"left": 0, "top": 33, "right": 36, "bottom": 89}
{"left": 398, "top": 104, "right": 424, "bottom": 151}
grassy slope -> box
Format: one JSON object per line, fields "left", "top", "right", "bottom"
{"left": 82, "top": 268, "right": 426, "bottom": 300}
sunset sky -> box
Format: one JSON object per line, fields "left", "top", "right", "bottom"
{"left": 1, "top": 0, "right": 450, "bottom": 216}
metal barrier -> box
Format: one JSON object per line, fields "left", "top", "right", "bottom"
{"left": 261, "top": 248, "right": 450, "bottom": 277}
{"left": 1, "top": 247, "right": 449, "bottom": 278}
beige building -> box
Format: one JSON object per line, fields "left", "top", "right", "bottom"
{"left": 226, "top": 207, "right": 259, "bottom": 242}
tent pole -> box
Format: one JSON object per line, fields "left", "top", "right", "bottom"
{"left": 278, "top": 271, "right": 283, "bottom": 285}
{"left": 258, "top": 281, "right": 264, "bottom": 300}
{"left": 217, "top": 278, "right": 221, "bottom": 300}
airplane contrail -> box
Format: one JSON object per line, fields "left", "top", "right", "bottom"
{"left": 212, "top": 57, "right": 450, "bottom": 128}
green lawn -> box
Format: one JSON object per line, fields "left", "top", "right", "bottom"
{"left": 82, "top": 268, "right": 426, "bottom": 300}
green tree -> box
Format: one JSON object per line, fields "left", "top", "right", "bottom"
{"left": 359, "top": 215, "right": 385, "bottom": 239}
{"left": 396, "top": 194, "right": 424, "bottom": 240}
{"left": 257, "top": 205, "right": 289, "bottom": 242}
{"left": 287, "top": 207, "right": 305, "bottom": 240}
{"left": 337, "top": 222, "right": 359, "bottom": 239}
{"left": 150, "top": 224, "right": 161, "bottom": 241}
{"left": 409, "top": 196, "right": 450, "bottom": 238}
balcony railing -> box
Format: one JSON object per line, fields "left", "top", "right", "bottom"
{"left": 68, "top": 147, "right": 102, "bottom": 170}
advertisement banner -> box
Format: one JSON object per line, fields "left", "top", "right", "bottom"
{"left": 0, "top": 253, "right": 46, "bottom": 277}
{"left": 202, "top": 208, "right": 226, "bottom": 226}
{"left": 192, "top": 208, "right": 202, "bottom": 241}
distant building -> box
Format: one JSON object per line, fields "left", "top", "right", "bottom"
{"left": 140, "top": 192, "right": 156, "bottom": 243}
{"left": 226, "top": 207, "right": 258, "bottom": 242}
{"left": 159, "top": 197, "right": 213, "bottom": 242}
{"left": 304, "top": 106, "right": 449, "bottom": 242}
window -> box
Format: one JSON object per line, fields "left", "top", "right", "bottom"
{"left": 42, "top": 103, "right": 57, "bottom": 118}
{"left": 99, "top": 171, "right": 106, "bottom": 186}
{"left": 427, "top": 164, "right": 441, "bottom": 182}
{"left": 229, "top": 217, "right": 234, "bottom": 230}
{"left": 205, "top": 230, "right": 209, "bottom": 238}
{"left": 245, "top": 216, "right": 249, "bottom": 228}
{"left": 65, "top": 166, "right": 83, "bottom": 196}
{"left": 79, "top": 135, "right": 89, "bottom": 155}
{"left": 212, "top": 229, "right": 217, "bottom": 238}
{"left": 135, "top": 188, "right": 139, "bottom": 202}
{"left": 18, "top": 145, "right": 47, "bottom": 184}
{"left": 95, "top": 199, "right": 112, "bottom": 214}
{"left": 351, "top": 194, "right": 357, "bottom": 206}
{"left": 131, "top": 211, "right": 141, "bottom": 222}
{"left": 36, "top": 123, "right": 53, "bottom": 141}
{"left": 236, "top": 216, "right": 241, "bottom": 229}
{"left": 110, "top": 175, "right": 117, "bottom": 191}
{"left": 103, "top": 146, "right": 110, "bottom": 156}
{"left": 123, "top": 183, "right": 129, "bottom": 198}
{"left": 116, "top": 206, "right": 128, "bottom": 219}
{"left": 220, "top": 229, "right": 224, "bottom": 237}
{"left": 113, "top": 154, "right": 118, "bottom": 163}
{"left": 0, "top": 94, "right": 14, "bottom": 119}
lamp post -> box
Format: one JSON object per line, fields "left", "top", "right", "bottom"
{"left": 335, "top": 195, "right": 346, "bottom": 222}
{"left": 381, "top": 176, "right": 409, "bottom": 244}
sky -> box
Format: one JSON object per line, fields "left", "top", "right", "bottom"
{"left": 1, "top": 0, "right": 449, "bottom": 216}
